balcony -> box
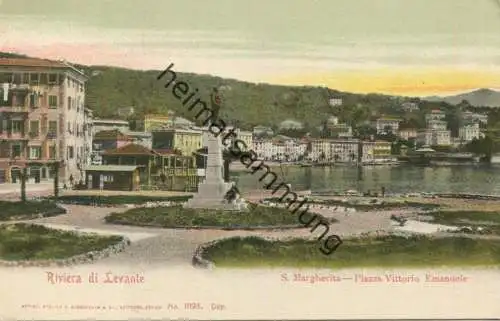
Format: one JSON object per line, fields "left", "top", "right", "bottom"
{"left": 0, "top": 105, "right": 29, "bottom": 113}
{"left": 0, "top": 131, "right": 29, "bottom": 140}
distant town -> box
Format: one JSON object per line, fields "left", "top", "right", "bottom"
{"left": 0, "top": 57, "right": 496, "bottom": 192}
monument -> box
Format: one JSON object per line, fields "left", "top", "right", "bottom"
{"left": 184, "top": 88, "right": 248, "bottom": 211}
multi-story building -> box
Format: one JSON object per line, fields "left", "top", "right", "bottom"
{"left": 135, "top": 114, "right": 170, "bottom": 132}
{"left": 398, "top": 128, "right": 417, "bottom": 141}
{"left": 152, "top": 128, "right": 202, "bottom": 156}
{"left": 253, "top": 125, "right": 274, "bottom": 137}
{"left": 116, "top": 106, "right": 135, "bottom": 118}
{"left": 0, "top": 57, "right": 89, "bottom": 183}
{"left": 425, "top": 109, "right": 446, "bottom": 122}
{"left": 213, "top": 126, "right": 253, "bottom": 151}
{"left": 252, "top": 138, "right": 273, "bottom": 160}
{"left": 330, "top": 139, "right": 359, "bottom": 162}
{"left": 361, "top": 141, "right": 392, "bottom": 162}
{"left": 325, "top": 116, "right": 352, "bottom": 138}
{"left": 92, "top": 118, "right": 129, "bottom": 135}
{"left": 329, "top": 98, "right": 343, "bottom": 107}
{"left": 417, "top": 129, "right": 451, "bottom": 146}
{"left": 427, "top": 119, "right": 447, "bottom": 131}
{"left": 462, "top": 111, "right": 488, "bottom": 125}
{"left": 127, "top": 131, "right": 152, "bottom": 149}
{"left": 309, "top": 139, "right": 332, "bottom": 161}
{"left": 459, "top": 123, "right": 480, "bottom": 143}
{"left": 401, "top": 102, "right": 420, "bottom": 112}
{"left": 375, "top": 117, "right": 401, "bottom": 135}
{"left": 83, "top": 108, "right": 94, "bottom": 167}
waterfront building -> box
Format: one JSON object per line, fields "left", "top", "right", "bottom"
{"left": 459, "top": 123, "right": 480, "bottom": 143}
{"left": 252, "top": 138, "right": 274, "bottom": 160}
{"left": 330, "top": 139, "right": 359, "bottom": 162}
{"left": 101, "top": 143, "right": 198, "bottom": 191}
{"left": 215, "top": 126, "right": 253, "bottom": 151}
{"left": 417, "top": 129, "right": 451, "bottom": 146}
{"left": 310, "top": 138, "right": 333, "bottom": 161}
{"left": 374, "top": 117, "right": 401, "bottom": 135}
{"left": 417, "top": 130, "right": 433, "bottom": 146}
{"left": 152, "top": 127, "right": 202, "bottom": 156}
{"left": 92, "top": 118, "right": 129, "bottom": 135}
{"left": 0, "top": 57, "right": 89, "bottom": 183}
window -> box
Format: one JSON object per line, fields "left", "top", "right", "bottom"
{"left": 40, "top": 73, "right": 48, "bottom": 85}
{"left": 103, "top": 175, "right": 114, "bottom": 183}
{"left": 11, "top": 144, "right": 21, "bottom": 158}
{"left": 48, "top": 74, "right": 57, "bottom": 84}
{"left": 68, "top": 146, "right": 74, "bottom": 159}
{"left": 30, "top": 73, "right": 39, "bottom": 85}
{"left": 77, "top": 97, "right": 80, "bottom": 112}
{"left": 13, "top": 73, "right": 21, "bottom": 85}
{"left": 11, "top": 120, "right": 23, "bottom": 133}
{"left": 48, "top": 121, "right": 57, "bottom": 137}
{"left": 67, "top": 96, "right": 72, "bottom": 110}
{"left": 49, "top": 145, "right": 56, "bottom": 159}
{"left": 29, "top": 120, "right": 39, "bottom": 137}
{"left": 29, "top": 146, "right": 41, "bottom": 160}
{"left": 67, "top": 77, "right": 70, "bottom": 86}
{"left": 22, "top": 73, "right": 29, "bottom": 84}
{"left": 48, "top": 95, "right": 58, "bottom": 108}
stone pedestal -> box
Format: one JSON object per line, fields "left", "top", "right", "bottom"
{"left": 184, "top": 134, "right": 243, "bottom": 210}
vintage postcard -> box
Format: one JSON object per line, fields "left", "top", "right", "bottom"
{"left": 1, "top": 0, "right": 500, "bottom": 320}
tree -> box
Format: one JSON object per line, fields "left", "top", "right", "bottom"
{"left": 20, "top": 167, "right": 27, "bottom": 202}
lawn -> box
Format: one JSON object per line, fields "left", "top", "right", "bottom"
{"left": 48, "top": 195, "right": 193, "bottom": 206}
{"left": 0, "top": 223, "right": 123, "bottom": 261}
{"left": 105, "top": 203, "right": 338, "bottom": 228}
{"left": 0, "top": 201, "right": 66, "bottom": 221}
{"left": 264, "top": 197, "right": 440, "bottom": 211}
{"left": 426, "top": 210, "right": 500, "bottom": 234}
{"left": 203, "top": 235, "right": 500, "bottom": 268}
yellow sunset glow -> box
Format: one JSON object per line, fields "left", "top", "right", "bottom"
{"left": 270, "top": 68, "right": 500, "bottom": 97}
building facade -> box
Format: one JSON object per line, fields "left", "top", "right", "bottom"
{"left": 0, "top": 57, "right": 89, "bottom": 183}
{"left": 152, "top": 128, "right": 202, "bottom": 156}
{"left": 375, "top": 117, "right": 400, "bottom": 135}
{"left": 92, "top": 119, "right": 129, "bottom": 135}
{"left": 459, "top": 123, "right": 480, "bottom": 142}
{"left": 330, "top": 139, "right": 359, "bottom": 162}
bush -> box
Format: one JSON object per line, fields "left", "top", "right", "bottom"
{"left": 0, "top": 201, "right": 66, "bottom": 221}
{"left": 48, "top": 195, "right": 193, "bottom": 206}
{"left": 203, "top": 235, "right": 500, "bottom": 268}
{"left": 0, "top": 223, "right": 123, "bottom": 261}
{"left": 105, "top": 203, "right": 338, "bottom": 228}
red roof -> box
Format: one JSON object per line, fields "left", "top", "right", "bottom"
{"left": 0, "top": 58, "right": 86, "bottom": 76}
{"left": 153, "top": 149, "right": 182, "bottom": 155}
{"left": 103, "top": 143, "right": 158, "bottom": 156}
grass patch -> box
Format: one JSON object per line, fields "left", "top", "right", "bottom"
{"left": 48, "top": 195, "right": 192, "bottom": 206}
{"left": 429, "top": 211, "right": 500, "bottom": 225}
{"left": 0, "top": 201, "right": 66, "bottom": 221}
{"left": 204, "top": 235, "right": 500, "bottom": 268}
{"left": 426, "top": 210, "right": 500, "bottom": 234}
{"left": 0, "top": 223, "right": 123, "bottom": 261}
{"left": 264, "top": 197, "right": 440, "bottom": 211}
{"left": 105, "top": 203, "right": 338, "bottom": 228}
